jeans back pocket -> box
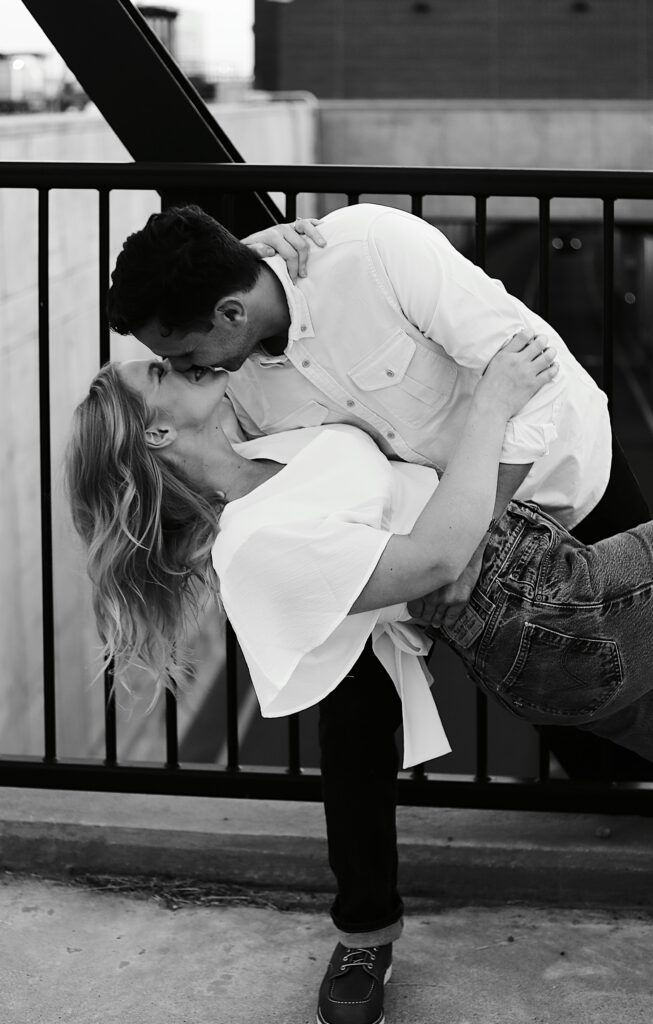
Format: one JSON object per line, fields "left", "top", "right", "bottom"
{"left": 499, "top": 622, "right": 623, "bottom": 723}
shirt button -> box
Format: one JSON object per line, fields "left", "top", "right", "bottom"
{"left": 346, "top": 400, "right": 355, "bottom": 408}
{"left": 385, "top": 368, "right": 395, "bottom": 378}
{"left": 302, "top": 359, "right": 310, "bottom": 368}
{"left": 387, "top": 431, "right": 396, "bottom": 440}
{"left": 300, "top": 324, "right": 307, "bottom": 332}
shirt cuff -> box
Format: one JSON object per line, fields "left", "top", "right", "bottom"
{"left": 500, "top": 418, "right": 559, "bottom": 463}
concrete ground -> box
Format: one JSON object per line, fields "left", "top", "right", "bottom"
{"left": 2, "top": 789, "right": 653, "bottom": 908}
{"left": 2, "top": 789, "right": 653, "bottom": 1023}
{"left": 3, "top": 872, "right": 653, "bottom": 1024}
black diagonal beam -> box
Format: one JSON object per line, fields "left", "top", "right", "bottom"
{"left": 22, "top": 0, "right": 280, "bottom": 233}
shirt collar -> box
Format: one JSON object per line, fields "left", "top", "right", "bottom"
{"left": 253, "top": 255, "right": 315, "bottom": 365}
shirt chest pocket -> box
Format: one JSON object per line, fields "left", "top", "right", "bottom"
{"left": 347, "top": 329, "right": 457, "bottom": 428}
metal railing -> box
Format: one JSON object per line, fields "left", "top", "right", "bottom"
{"left": 1, "top": 160, "right": 653, "bottom": 814}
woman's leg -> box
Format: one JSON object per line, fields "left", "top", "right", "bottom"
{"left": 318, "top": 640, "right": 404, "bottom": 943}
{"left": 538, "top": 434, "right": 653, "bottom": 779}
{"left": 472, "top": 506, "right": 653, "bottom": 767}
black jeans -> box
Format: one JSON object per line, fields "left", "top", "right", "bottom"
{"left": 318, "top": 434, "right": 651, "bottom": 938}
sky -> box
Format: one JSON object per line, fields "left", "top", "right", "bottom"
{"left": 0, "top": 0, "right": 255, "bottom": 75}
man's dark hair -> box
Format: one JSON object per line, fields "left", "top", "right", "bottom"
{"left": 107, "top": 204, "right": 262, "bottom": 336}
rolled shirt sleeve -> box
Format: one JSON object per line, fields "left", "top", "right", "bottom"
{"left": 368, "top": 209, "right": 567, "bottom": 463}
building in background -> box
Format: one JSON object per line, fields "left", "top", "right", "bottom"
{"left": 138, "top": 3, "right": 252, "bottom": 101}
{"left": 255, "top": 0, "right": 653, "bottom": 100}
{"left": 0, "top": 51, "right": 87, "bottom": 112}
{"left": 137, "top": 4, "right": 212, "bottom": 98}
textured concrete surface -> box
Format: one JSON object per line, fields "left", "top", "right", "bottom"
{"left": 3, "top": 873, "right": 653, "bottom": 1024}
{"left": 1, "top": 788, "right": 652, "bottom": 908}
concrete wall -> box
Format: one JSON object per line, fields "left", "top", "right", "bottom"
{"left": 317, "top": 100, "right": 653, "bottom": 220}
{"left": 208, "top": 96, "right": 318, "bottom": 218}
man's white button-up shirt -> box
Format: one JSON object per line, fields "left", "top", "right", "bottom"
{"left": 225, "top": 203, "right": 611, "bottom": 528}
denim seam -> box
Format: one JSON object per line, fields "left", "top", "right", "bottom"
{"left": 520, "top": 583, "right": 653, "bottom": 611}
{"left": 483, "top": 522, "right": 527, "bottom": 592}
{"left": 531, "top": 531, "right": 555, "bottom": 601}
{"left": 474, "top": 591, "right": 504, "bottom": 672}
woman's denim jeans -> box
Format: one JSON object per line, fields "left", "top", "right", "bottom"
{"left": 441, "top": 501, "right": 653, "bottom": 761}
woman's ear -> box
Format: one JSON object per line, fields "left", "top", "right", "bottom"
{"left": 145, "top": 422, "right": 178, "bottom": 449}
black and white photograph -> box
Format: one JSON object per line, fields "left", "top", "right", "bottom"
{"left": 1, "top": 2, "right": 652, "bottom": 1022}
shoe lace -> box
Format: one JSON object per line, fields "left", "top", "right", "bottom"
{"left": 340, "top": 947, "right": 378, "bottom": 972}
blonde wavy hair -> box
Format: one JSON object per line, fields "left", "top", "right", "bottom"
{"left": 65, "top": 363, "right": 224, "bottom": 696}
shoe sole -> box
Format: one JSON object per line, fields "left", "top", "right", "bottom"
{"left": 316, "top": 965, "right": 392, "bottom": 1024}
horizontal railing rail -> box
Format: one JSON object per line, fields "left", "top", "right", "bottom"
{"left": 3, "top": 161, "right": 653, "bottom": 197}
{"left": 1, "top": 160, "right": 652, "bottom": 814}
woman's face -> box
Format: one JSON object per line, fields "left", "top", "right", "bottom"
{"left": 117, "top": 359, "right": 229, "bottom": 436}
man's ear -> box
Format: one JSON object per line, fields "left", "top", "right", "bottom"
{"left": 144, "top": 422, "right": 178, "bottom": 450}
{"left": 215, "top": 297, "right": 247, "bottom": 325}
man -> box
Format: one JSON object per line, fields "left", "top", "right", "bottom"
{"left": 107, "top": 202, "right": 649, "bottom": 1024}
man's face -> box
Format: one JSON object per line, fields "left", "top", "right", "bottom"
{"left": 134, "top": 314, "right": 257, "bottom": 374}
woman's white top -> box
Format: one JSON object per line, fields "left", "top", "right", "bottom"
{"left": 212, "top": 424, "right": 451, "bottom": 768}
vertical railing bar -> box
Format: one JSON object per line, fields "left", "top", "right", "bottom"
{"left": 538, "top": 197, "right": 550, "bottom": 320}
{"left": 287, "top": 714, "right": 301, "bottom": 776}
{"left": 98, "top": 188, "right": 111, "bottom": 364}
{"left": 475, "top": 690, "right": 489, "bottom": 782}
{"left": 474, "top": 195, "right": 487, "bottom": 269}
{"left": 473, "top": 177, "right": 488, "bottom": 769}
{"left": 165, "top": 684, "right": 179, "bottom": 769}
{"left": 98, "top": 188, "right": 117, "bottom": 764}
{"left": 103, "top": 666, "right": 117, "bottom": 765}
{"left": 285, "top": 192, "right": 297, "bottom": 223}
{"left": 38, "top": 187, "right": 57, "bottom": 763}
{"left": 411, "top": 194, "right": 423, "bottom": 219}
{"left": 347, "top": 193, "right": 360, "bottom": 205}
{"left": 225, "top": 620, "right": 240, "bottom": 770}
{"left": 412, "top": 763, "right": 426, "bottom": 781}
{"left": 602, "top": 198, "right": 615, "bottom": 406}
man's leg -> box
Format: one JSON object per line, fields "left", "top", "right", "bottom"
{"left": 317, "top": 640, "right": 402, "bottom": 1024}
{"left": 319, "top": 640, "right": 404, "bottom": 943}
{"left": 540, "top": 434, "right": 653, "bottom": 779}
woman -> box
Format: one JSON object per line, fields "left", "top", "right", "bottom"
{"left": 65, "top": 337, "right": 653, "bottom": 766}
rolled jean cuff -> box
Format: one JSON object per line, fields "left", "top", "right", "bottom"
{"left": 336, "top": 917, "right": 404, "bottom": 948}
